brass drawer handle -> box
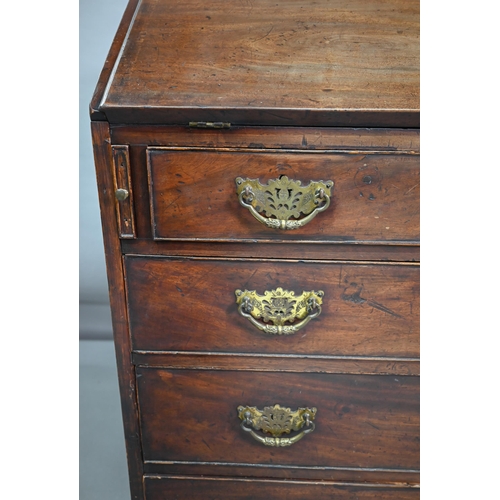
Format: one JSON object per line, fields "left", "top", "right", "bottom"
{"left": 235, "top": 176, "right": 333, "bottom": 230}
{"left": 237, "top": 404, "right": 316, "bottom": 447}
{"left": 235, "top": 288, "right": 323, "bottom": 335}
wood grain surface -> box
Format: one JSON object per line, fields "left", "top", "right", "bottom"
{"left": 91, "top": 122, "right": 144, "bottom": 499}
{"left": 122, "top": 239, "right": 420, "bottom": 262}
{"left": 147, "top": 149, "right": 419, "bottom": 243}
{"left": 111, "top": 125, "right": 420, "bottom": 153}
{"left": 90, "top": 0, "right": 141, "bottom": 120}
{"left": 144, "top": 476, "right": 420, "bottom": 499}
{"left": 143, "top": 463, "right": 419, "bottom": 484}
{"left": 91, "top": 1, "right": 420, "bottom": 497}
{"left": 136, "top": 368, "right": 420, "bottom": 470}
{"left": 111, "top": 145, "right": 136, "bottom": 238}
{"left": 125, "top": 256, "right": 419, "bottom": 357}
{"left": 132, "top": 351, "right": 420, "bottom": 376}
{"left": 98, "top": 0, "right": 419, "bottom": 126}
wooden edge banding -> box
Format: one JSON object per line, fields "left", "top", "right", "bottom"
{"left": 150, "top": 237, "right": 420, "bottom": 245}
{"left": 132, "top": 352, "right": 419, "bottom": 376}
{"left": 145, "top": 148, "right": 158, "bottom": 240}
{"left": 121, "top": 239, "right": 420, "bottom": 262}
{"left": 111, "top": 125, "right": 420, "bottom": 153}
{"left": 102, "top": 106, "right": 419, "bottom": 128}
{"left": 144, "top": 472, "right": 420, "bottom": 489}
{"left": 147, "top": 146, "right": 419, "bottom": 155}
{"left": 91, "top": 121, "right": 144, "bottom": 500}
{"left": 111, "top": 145, "right": 136, "bottom": 238}
{"left": 124, "top": 254, "right": 420, "bottom": 266}
{"left": 90, "top": 0, "right": 142, "bottom": 120}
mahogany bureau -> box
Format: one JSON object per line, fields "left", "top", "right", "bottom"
{"left": 90, "top": 0, "right": 420, "bottom": 498}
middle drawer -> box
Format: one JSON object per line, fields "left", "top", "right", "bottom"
{"left": 125, "top": 256, "right": 419, "bottom": 358}
{"left": 136, "top": 368, "right": 419, "bottom": 471}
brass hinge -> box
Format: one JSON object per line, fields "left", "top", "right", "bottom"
{"left": 189, "top": 121, "right": 231, "bottom": 129}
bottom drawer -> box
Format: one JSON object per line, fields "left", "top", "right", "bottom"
{"left": 144, "top": 476, "right": 420, "bottom": 499}
{"left": 136, "top": 368, "right": 419, "bottom": 473}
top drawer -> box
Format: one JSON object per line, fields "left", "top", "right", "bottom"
{"left": 146, "top": 148, "right": 419, "bottom": 243}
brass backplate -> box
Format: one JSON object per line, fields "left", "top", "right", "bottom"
{"left": 237, "top": 404, "right": 317, "bottom": 437}
{"left": 235, "top": 175, "right": 333, "bottom": 221}
{"left": 235, "top": 287, "right": 323, "bottom": 327}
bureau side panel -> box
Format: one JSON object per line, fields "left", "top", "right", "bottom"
{"left": 92, "top": 121, "right": 144, "bottom": 500}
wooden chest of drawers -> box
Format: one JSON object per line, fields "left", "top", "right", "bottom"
{"left": 91, "top": 0, "right": 419, "bottom": 498}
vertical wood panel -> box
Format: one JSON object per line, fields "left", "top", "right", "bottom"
{"left": 112, "top": 145, "right": 136, "bottom": 238}
{"left": 92, "top": 121, "right": 144, "bottom": 500}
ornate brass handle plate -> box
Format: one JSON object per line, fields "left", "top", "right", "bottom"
{"left": 235, "top": 176, "right": 333, "bottom": 230}
{"left": 237, "top": 404, "right": 317, "bottom": 447}
{"left": 235, "top": 287, "right": 323, "bottom": 335}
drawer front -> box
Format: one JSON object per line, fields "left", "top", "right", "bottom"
{"left": 126, "top": 256, "right": 419, "bottom": 357}
{"left": 147, "top": 149, "right": 419, "bottom": 243}
{"left": 144, "top": 476, "right": 420, "bottom": 499}
{"left": 137, "top": 368, "right": 419, "bottom": 470}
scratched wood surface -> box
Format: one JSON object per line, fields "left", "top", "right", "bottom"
{"left": 122, "top": 239, "right": 420, "bottom": 262}
{"left": 91, "top": 122, "right": 144, "bottom": 500}
{"left": 111, "top": 125, "right": 420, "bottom": 152}
{"left": 91, "top": 1, "right": 420, "bottom": 496}
{"left": 137, "top": 368, "right": 420, "bottom": 470}
{"left": 125, "top": 256, "right": 419, "bottom": 357}
{"left": 147, "top": 149, "right": 420, "bottom": 243}
{"left": 98, "top": 0, "right": 419, "bottom": 126}
{"left": 132, "top": 352, "right": 420, "bottom": 376}
{"left": 144, "top": 476, "right": 420, "bottom": 499}
{"left": 143, "top": 462, "right": 419, "bottom": 484}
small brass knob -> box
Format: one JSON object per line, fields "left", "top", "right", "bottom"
{"left": 115, "top": 188, "right": 129, "bottom": 201}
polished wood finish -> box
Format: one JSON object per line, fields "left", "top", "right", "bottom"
{"left": 98, "top": 0, "right": 419, "bottom": 127}
{"left": 91, "top": 122, "right": 144, "bottom": 500}
{"left": 111, "top": 125, "right": 420, "bottom": 153}
{"left": 111, "top": 145, "right": 136, "bottom": 238}
{"left": 147, "top": 148, "right": 419, "bottom": 243}
{"left": 144, "top": 476, "right": 420, "bottom": 499}
{"left": 132, "top": 352, "right": 419, "bottom": 376}
{"left": 122, "top": 239, "right": 419, "bottom": 262}
{"left": 91, "top": 0, "right": 419, "bottom": 497}
{"left": 136, "top": 368, "right": 419, "bottom": 470}
{"left": 143, "top": 463, "right": 419, "bottom": 484}
{"left": 125, "top": 256, "right": 419, "bottom": 357}
{"left": 90, "top": 0, "right": 141, "bottom": 120}
{"left": 116, "top": 125, "right": 420, "bottom": 253}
